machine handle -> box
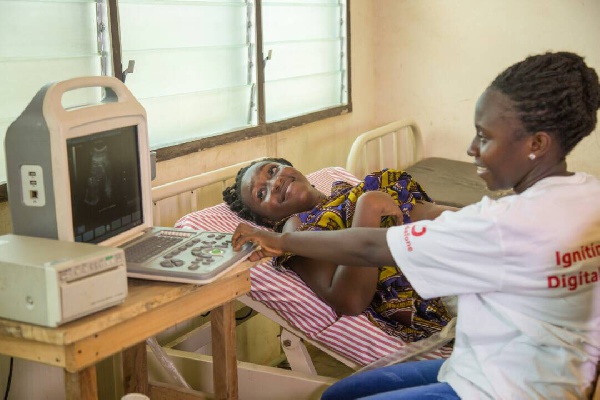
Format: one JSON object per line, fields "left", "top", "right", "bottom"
{"left": 43, "top": 76, "right": 137, "bottom": 117}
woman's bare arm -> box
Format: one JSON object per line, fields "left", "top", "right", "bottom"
{"left": 271, "top": 192, "right": 402, "bottom": 316}
{"left": 234, "top": 224, "right": 394, "bottom": 266}
{"left": 353, "top": 190, "right": 404, "bottom": 227}
{"left": 410, "top": 201, "right": 458, "bottom": 221}
{"left": 233, "top": 192, "right": 399, "bottom": 269}
{"left": 281, "top": 216, "right": 378, "bottom": 315}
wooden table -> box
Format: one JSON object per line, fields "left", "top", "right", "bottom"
{"left": 0, "top": 261, "right": 253, "bottom": 400}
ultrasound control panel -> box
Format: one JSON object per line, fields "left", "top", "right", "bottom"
{"left": 122, "top": 229, "right": 255, "bottom": 284}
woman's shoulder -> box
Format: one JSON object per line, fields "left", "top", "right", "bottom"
{"left": 571, "top": 171, "right": 600, "bottom": 186}
{"left": 453, "top": 172, "right": 600, "bottom": 226}
{"left": 282, "top": 215, "right": 302, "bottom": 232}
{"left": 523, "top": 172, "right": 600, "bottom": 197}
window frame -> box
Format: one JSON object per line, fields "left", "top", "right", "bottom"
{"left": 0, "top": 0, "right": 352, "bottom": 201}
{"left": 108, "top": 0, "right": 352, "bottom": 163}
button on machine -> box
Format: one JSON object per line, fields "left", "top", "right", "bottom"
{"left": 123, "top": 230, "right": 255, "bottom": 284}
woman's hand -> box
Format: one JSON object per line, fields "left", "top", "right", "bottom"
{"left": 232, "top": 223, "right": 286, "bottom": 261}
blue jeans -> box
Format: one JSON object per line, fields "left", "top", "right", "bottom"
{"left": 321, "top": 359, "right": 460, "bottom": 400}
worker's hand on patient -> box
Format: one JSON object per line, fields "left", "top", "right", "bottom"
{"left": 233, "top": 222, "right": 285, "bottom": 261}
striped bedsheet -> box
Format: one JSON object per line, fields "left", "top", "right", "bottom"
{"left": 175, "top": 166, "right": 453, "bottom": 366}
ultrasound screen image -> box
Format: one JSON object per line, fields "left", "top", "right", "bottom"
{"left": 67, "top": 125, "right": 143, "bottom": 243}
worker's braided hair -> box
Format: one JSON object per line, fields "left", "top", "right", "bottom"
{"left": 222, "top": 157, "right": 293, "bottom": 228}
{"left": 490, "top": 51, "right": 600, "bottom": 156}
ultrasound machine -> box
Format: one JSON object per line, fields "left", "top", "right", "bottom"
{"left": 4, "top": 76, "right": 254, "bottom": 298}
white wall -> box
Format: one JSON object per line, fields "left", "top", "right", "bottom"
{"left": 373, "top": 0, "right": 600, "bottom": 176}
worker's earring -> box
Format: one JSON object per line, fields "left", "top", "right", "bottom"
{"left": 528, "top": 153, "right": 536, "bottom": 160}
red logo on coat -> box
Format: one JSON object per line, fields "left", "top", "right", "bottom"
{"left": 411, "top": 225, "right": 427, "bottom": 236}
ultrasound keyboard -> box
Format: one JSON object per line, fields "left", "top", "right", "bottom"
{"left": 121, "top": 228, "right": 255, "bottom": 284}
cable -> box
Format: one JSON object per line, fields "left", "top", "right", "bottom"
{"left": 202, "top": 307, "right": 253, "bottom": 321}
{"left": 235, "top": 308, "right": 253, "bottom": 321}
{"left": 3, "top": 357, "right": 13, "bottom": 400}
{"left": 202, "top": 308, "right": 252, "bottom": 321}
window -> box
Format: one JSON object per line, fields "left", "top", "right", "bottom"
{"left": 0, "top": 0, "right": 350, "bottom": 194}
{"left": 0, "top": 0, "right": 110, "bottom": 187}
{"left": 262, "top": 0, "right": 349, "bottom": 122}
{"left": 117, "top": 0, "right": 256, "bottom": 148}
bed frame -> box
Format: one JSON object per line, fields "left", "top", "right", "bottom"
{"left": 346, "top": 119, "right": 424, "bottom": 177}
{"left": 149, "top": 120, "right": 599, "bottom": 399}
{"left": 347, "top": 119, "right": 513, "bottom": 207}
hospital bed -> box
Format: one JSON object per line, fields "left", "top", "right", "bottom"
{"left": 149, "top": 120, "right": 598, "bottom": 399}
{"left": 346, "top": 119, "right": 513, "bottom": 207}
{"left": 149, "top": 171, "right": 454, "bottom": 397}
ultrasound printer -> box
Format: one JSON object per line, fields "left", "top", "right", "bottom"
{"left": 0, "top": 234, "right": 127, "bottom": 327}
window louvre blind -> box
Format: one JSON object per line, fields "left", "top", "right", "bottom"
{"left": 0, "top": 0, "right": 349, "bottom": 184}
{"left": 262, "top": 0, "right": 348, "bottom": 122}
{"left": 118, "top": 0, "right": 257, "bottom": 149}
{"left": 0, "top": 0, "right": 109, "bottom": 183}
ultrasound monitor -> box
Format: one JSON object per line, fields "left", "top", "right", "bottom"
{"left": 5, "top": 76, "right": 255, "bottom": 284}
{"left": 68, "top": 125, "right": 143, "bottom": 244}
{"left": 5, "top": 76, "right": 153, "bottom": 247}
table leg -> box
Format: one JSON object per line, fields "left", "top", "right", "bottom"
{"left": 64, "top": 365, "right": 98, "bottom": 400}
{"left": 123, "top": 341, "right": 149, "bottom": 395}
{"left": 211, "top": 302, "right": 238, "bottom": 400}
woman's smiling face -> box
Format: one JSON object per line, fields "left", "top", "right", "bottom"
{"left": 240, "top": 161, "right": 323, "bottom": 224}
{"left": 468, "top": 88, "right": 535, "bottom": 193}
